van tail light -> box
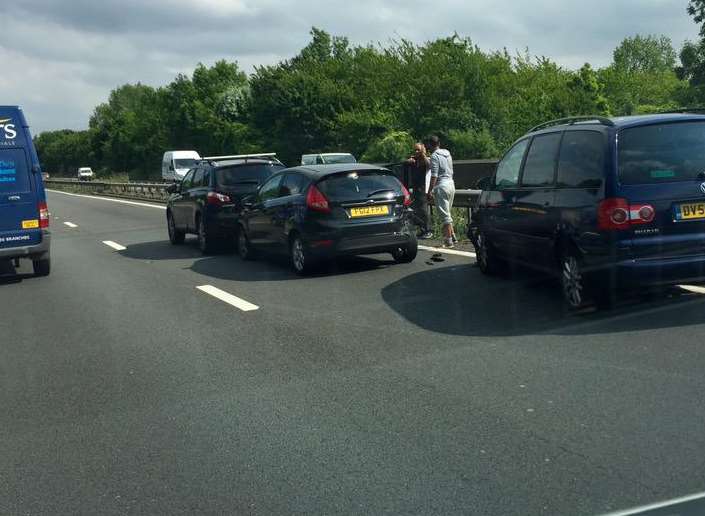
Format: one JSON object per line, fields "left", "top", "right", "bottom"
{"left": 206, "top": 191, "right": 231, "bottom": 206}
{"left": 598, "top": 198, "right": 655, "bottom": 230}
{"left": 306, "top": 184, "right": 331, "bottom": 213}
{"left": 401, "top": 184, "right": 412, "bottom": 207}
{"left": 38, "top": 201, "right": 49, "bottom": 228}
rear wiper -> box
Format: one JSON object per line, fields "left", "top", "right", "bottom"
{"left": 367, "top": 189, "right": 395, "bottom": 197}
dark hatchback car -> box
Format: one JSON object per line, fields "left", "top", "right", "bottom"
{"left": 166, "top": 154, "right": 285, "bottom": 253}
{"left": 473, "top": 113, "right": 705, "bottom": 309}
{"left": 235, "top": 164, "right": 417, "bottom": 274}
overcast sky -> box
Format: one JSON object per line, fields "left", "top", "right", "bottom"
{"left": 2, "top": 0, "right": 700, "bottom": 134}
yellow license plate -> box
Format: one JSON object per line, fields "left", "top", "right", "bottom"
{"left": 350, "top": 205, "right": 390, "bottom": 218}
{"left": 22, "top": 219, "right": 39, "bottom": 229}
{"left": 676, "top": 203, "right": 705, "bottom": 220}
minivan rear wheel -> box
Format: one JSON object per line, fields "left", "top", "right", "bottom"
{"left": 560, "top": 252, "right": 587, "bottom": 309}
{"left": 477, "top": 231, "right": 502, "bottom": 275}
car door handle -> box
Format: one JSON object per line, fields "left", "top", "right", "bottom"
{"left": 8, "top": 196, "right": 21, "bottom": 201}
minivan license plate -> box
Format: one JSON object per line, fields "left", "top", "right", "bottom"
{"left": 675, "top": 202, "right": 705, "bottom": 221}
{"left": 350, "top": 205, "right": 390, "bottom": 218}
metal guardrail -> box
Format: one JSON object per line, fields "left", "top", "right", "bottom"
{"left": 45, "top": 180, "right": 483, "bottom": 222}
{"left": 45, "top": 179, "right": 170, "bottom": 203}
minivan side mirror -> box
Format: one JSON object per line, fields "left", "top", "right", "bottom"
{"left": 476, "top": 176, "right": 492, "bottom": 191}
{"left": 166, "top": 183, "right": 178, "bottom": 194}
{"left": 169, "top": 164, "right": 175, "bottom": 171}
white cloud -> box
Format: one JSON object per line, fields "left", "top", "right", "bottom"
{"left": 2, "top": 0, "right": 700, "bottom": 133}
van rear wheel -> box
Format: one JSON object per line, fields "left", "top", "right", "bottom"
{"left": 33, "top": 258, "right": 51, "bottom": 277}
{"left": 560, "top": 251, "right": 587, "bottom": 310}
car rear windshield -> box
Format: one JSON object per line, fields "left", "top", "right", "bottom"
{"left": 0, "top": 148, "right": 31, "bottom": 194}
{"left": 216, "top": 164, "right": 284, "bottom": 187}
{"left": 317, "top": 170, "right": 401, "bottom": 201}
{"left": 618, "top": 121, "right": 705, "bottom": 184}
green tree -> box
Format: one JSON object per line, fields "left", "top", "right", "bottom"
{"left": 361, "top": 131, "right": 415, "bottom": 163}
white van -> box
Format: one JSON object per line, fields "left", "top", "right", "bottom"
{"left": 77, "top": 167, "right": 94, "bottom": 181}
{"left": 162, "top": 150, "right": 201, "bottom": 182}
{"left": 301, "top": 153, "right": 357, "bottom": 165}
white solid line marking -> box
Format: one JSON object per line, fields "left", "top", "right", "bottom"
{"left": 196, "top": 285, "right": 259, "bottom": 312}
{"left": 47, "top": 189, "right": 166, "bottom": 210}
{"left": 679, "top": 284, "right": 705, "bottom": 295}
{"left": 102, "top": 240, "right": 127, "bottom": 251}
{"left": 63, "top": 221, "right": 78, "bottom": 228}
{"left": 418, "top": 244, "right": 476, "bottom": 258}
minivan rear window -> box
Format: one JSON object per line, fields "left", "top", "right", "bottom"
{"left": 0, "top": 148, "right": 31, "bottom": 194}
{"left": 317, "top": 170, "right": 401, "bottom": 201}
{"left": 619, "top": 121, "right": 705, "bottom": 185}
{"left": 216, "top": 164, "right": 284, "bottom": 187}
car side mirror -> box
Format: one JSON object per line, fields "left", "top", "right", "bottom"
{"left": 166, "top": 184, "right": 178, "bottom": 194}
{"left": 169, "top": 164, "right": 175, "bottom": 171}
{"left": 476, "top": 176, "right": 492, "bottom": 191}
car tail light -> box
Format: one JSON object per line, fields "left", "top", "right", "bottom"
{"left": 306, "top": 184, "right": 330, "bottom": 213}
{"left": 401, "top": 184, "right": 412, "bottom": 207}
{"left": 598, "top": 198, "right": 655, "bottom": 230}
{"left": 630, "top": 203, "right": 655, "bottom": 225}
{"left": 38, "top": 201, "right": 49, "bottom": 228}
{"left": 207, "top": 191, "right": 231, "bottom": 205}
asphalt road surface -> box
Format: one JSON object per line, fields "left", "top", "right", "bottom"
{"left": 2, "top": 190, "right": 705, "bottom": 515}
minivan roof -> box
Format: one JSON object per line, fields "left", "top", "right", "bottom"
{"left": 530, "top": 113, "right": 705, "bottom": 136}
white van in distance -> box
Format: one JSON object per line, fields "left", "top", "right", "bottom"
{"left": 77, "top": 167, "right": 94, "bottom": 181}
{"left": 162, "top": 150, "right": 201, "bottom": 181}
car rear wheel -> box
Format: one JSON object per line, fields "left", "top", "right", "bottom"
{"left": 197, "top": 217, "right": 215, "bottom": 255}
{"left": 167, "top": 211, "right": 185, "bottom": 245}
{"left": 33, "top": 258, "right": 51, "bottom": 277}
{"left": 476, "top": 231, "right": 503, "bottom": 275}
{"left": 237, "top": 228, "right": 255, "bottom": 261}
{"left": 290, "top": 235, "right": 316, "bottom": 275}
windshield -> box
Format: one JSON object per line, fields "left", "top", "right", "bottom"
{"left": 619, "top": 121, "right": 705, "bottom": 184}
{"left": 316, "top": 170, "right": 401, "bottom": 201}
{"left": 216, "top": 164, "right": 284, "bottom": 187}
{"left": 174, "top": 158, "right": 197, "bottom": 169}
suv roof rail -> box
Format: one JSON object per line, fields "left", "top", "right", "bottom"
{"left": 658, "top": 107, "right": 705, "bottom": 114}
{"left": 203, "top": 153, "right": 278, "bottom": 161}
{"left": 530, "top": 116, "right": 615, "bottom": 133}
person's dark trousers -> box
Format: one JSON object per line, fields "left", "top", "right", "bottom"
{"left": 410, "top": 190, "right": 430, "bottom": 234}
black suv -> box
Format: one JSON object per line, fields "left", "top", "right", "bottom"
{"left": 236, "top": 164, "right": 417, "bottom": 274}
{"left": 473, "top": 114, "right": 705, "bottom": 309}
{"left": 166, "top": 154, "right": 285, "bottom": 253}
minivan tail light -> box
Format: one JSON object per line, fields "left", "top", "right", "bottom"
{"left": 306, "top": 185, "right": 330, "bottom": 213}
{"left": 401, "top": 184, "right": 412, "bottom": 207}
{"left": 38, "top": 201, "right": 49, "bottom": 228}
{"left": 598, "top": 198, "right": 656, "bottom": 230}
{"left": 207, "top": 191, "right": 231, "bottom": 205}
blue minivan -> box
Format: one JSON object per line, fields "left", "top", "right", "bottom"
{"left": 473, "top": 114, "right": 705, "bottom": 309}
{"left": 0, "top": 106, "right": 50, "bottom": 276}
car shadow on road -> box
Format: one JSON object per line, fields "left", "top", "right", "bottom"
{"left": 120, "top": 239, "right": 398, "bottom": 282}
{"left": 381, "top": 263, "right": 705, "bottom": 337}
{"left": 0, "top": 260, "right": 33, "bottom": 284}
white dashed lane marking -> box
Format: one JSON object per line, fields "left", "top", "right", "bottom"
{"left": 196, "top": 285, "right": 259, "bottom": 312}
{"left": 418, "top": 244, "right": 476, "bottom": 258}
{"left": 63, "top": 222, "right": 78, "bottom": 228}
{"left": 102, "top": 240, "right": 127, "bottom": 251}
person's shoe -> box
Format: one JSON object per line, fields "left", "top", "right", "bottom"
{"left": 442, "top": 239, "right": 455, "bottom": 249}
{"left": 452, "top": 235, "right": 458, "bottom": 244}
{"left": 419, "top": 231, "right": 434, "bottom": 240}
